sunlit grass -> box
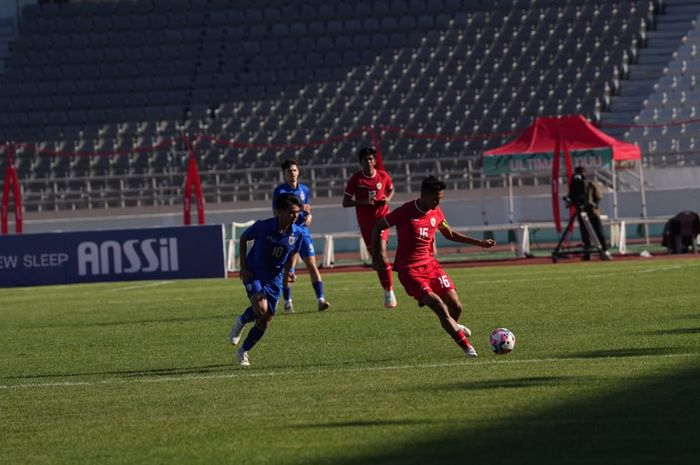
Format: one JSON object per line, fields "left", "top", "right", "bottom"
{"left": 1, "top": 258, "right": 699, "bottom": 465}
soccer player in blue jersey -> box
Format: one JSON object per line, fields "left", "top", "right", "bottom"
{"left": 229, "top": 193, "right": 304, "bottom": 367}
{"left": 271, "top": 158, "right": 330, "bottom": 313}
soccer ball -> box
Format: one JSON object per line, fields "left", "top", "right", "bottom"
{"left": 489, "top": 328, "right": 516, "bottom": 354}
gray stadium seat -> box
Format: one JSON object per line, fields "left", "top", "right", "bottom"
{"left": 1, "top": 0, "right": 658, "bottom": 212}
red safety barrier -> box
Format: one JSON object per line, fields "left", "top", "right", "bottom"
{"left": 195, "top": 126, "right": 371, "bottom": 150}
{"left": 597, "top": 117, "right": 700, "bottom": 129}
{"left": 16, "top": 137, "right": 175, "bottom": 158}
{"left": 1, "top": 144, "right": 23, "bottom": 235}
{"left": 381, "top": 125, "right": 523, "bottom": 140}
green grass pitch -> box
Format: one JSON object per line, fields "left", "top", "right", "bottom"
{"left": 1, "top": 258, "right": 699, "bottom": 465}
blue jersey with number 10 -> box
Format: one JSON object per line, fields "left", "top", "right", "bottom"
{"left": 242, "top": 218, "right": 303, "bottom": 283}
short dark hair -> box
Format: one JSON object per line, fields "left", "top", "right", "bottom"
{"left": 275, "top": 192, "right": 302, "bottom": 212}
{"left": 280, "top": 158, "right": 299, "bottom": 171}
{"left": 357, "top": 147, "right": 377, "bottom": 161}
{"left": 574, "top": 166, "right": 585, "bottom": 174}
{"left": 421, "top": 176, "right": 446, "bottom": 194}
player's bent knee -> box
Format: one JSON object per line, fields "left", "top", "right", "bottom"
{"left": 422, "top": 293, "right": 449, "bottom": 315}
{"left": 256, "top": 316, "right": 271, "bottom": 330}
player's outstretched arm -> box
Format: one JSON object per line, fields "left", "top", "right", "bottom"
{"left": 383, "top": 185, "right": 395, "bottom": 205}
{"left": 342, "top": 193, "right": 355, "bottom": 208}
{"left": 343, "top": 193, "right": 374, "bottom": 207}
{"left": 438, "top": 221, "right": 496, "bottom": 248}
{"left": 371, "top": 218, "right": 390, "bottom": 270}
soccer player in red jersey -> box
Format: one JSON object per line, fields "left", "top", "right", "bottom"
{"left": 371, "top": 176, "right": 495, "bottom": 357}
{"left": 342, "top": 147, "right": 397, "bottom": 308}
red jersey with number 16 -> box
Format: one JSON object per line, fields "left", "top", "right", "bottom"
{"left": 344, "top": 169, "right": 394, "bottom": 228}
{"left": 384, "top": 200, "right": 445, "bottom": 271}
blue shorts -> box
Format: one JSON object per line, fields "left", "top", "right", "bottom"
{"left": 299, "top": 229, "right": 316, "bottom": 259}
{"left": 242, "top": 278, "right": 282, "bottom": 315}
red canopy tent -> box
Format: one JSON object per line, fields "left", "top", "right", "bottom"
{"left": 483, "top": 115, "right": 645, "bottom": 232}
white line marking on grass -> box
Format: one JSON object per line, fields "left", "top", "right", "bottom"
{"left": 106, "top": 281, "right": 173, "bottom": 292}
{"left": 473, "top": 263, "right": 696, "bottom": 284}
{"left": 0, "top": 381, "right": 95, "bottom": 389}
{"left": 1, "top": 352, "right": 696, "bottom": 391}
{"left": 638, "top": 265, "right": 683, "bottom": 273}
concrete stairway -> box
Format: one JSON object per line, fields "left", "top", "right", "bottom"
{"left": 602, "top": 0, "right": 700, "bottom": 138}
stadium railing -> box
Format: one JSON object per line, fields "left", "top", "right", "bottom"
{"left": 224, "top": 216, "right": 680, "bottom": 272}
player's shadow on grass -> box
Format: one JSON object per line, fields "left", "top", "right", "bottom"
{"left": 4, "top": 363, "right": 231, "bottom": 380}
{"left": 565, "top": 347, "right": 683, "bottom": 359}
{"left": 428, "top": 376, "right": 582, "bottom": 391}
{"left": 644, "top": 327, "right": 700, "bottom": 335}
{"left": 297, "top": 419, "right": 430, "bottom": 429}
{"left": 33, "top": 314, "right": 230, "bottom": 329}
{"left": 310, "top": 362, "right": 700, "bottom": 465}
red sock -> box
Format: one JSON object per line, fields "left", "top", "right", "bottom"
{"left": 451, "top": 329, "right": 471, "bottom": 350}
{"left": 377, "top": 263, "right": 393, "bottom": 291}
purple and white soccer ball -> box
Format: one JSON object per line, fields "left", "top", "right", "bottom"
{"left": 489, "top": 328, "right": 516, "bottom": 354}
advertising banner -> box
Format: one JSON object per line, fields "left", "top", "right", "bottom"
{"left": 0, "top": 225, "right": 226, "bottom": 287}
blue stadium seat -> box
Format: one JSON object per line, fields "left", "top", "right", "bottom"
{"left": 289, "top": 21, "right": 307, "bottom": 36}
{"left": 380, "top": 17, "right": 399, "bottom": 32}
{"left": 335, "top": 3, "right": 354, "bottom": 19}
{"left": 355, "top": 2, "right": 372, "bottom": 17}
{"left": 318, "top": 4, "right": 335, "bottom": 20}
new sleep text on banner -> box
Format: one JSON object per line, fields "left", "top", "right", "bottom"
{"left": 0, "top": 225, "right": 226, "bottom": 287}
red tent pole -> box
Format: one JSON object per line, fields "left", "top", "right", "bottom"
{"left": 562, "top": 139, "right": 575, "bottom": 233}
{"left": 551, "top": 131, "right": 562, "bottom": 233}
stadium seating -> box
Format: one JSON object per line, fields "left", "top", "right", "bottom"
{"left": 623, "top": 12, "right": 700, "bottom": 163}
{"left": 0, "top": 0, "right": 666, "bottom": 211}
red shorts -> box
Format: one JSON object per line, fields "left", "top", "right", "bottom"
{"left": 359, "top": 222, "right": 389, "bottom": 250}
{"left": 397, "top": 261, "right": 456, "bottom": 302}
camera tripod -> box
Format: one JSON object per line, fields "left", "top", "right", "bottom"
{"left": 551, "top": 205, "right": 605, "bottom": 263}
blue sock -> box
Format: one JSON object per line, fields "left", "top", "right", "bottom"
{"left": 240, "top": 306, "right": 256, "bottom": 324}
{"left": 312, "top": 281, "right": 324, "bottom": 300}
{"left": 283, "top": 286, "right": 291, "bottom": 301}
{"left": 242, "top": 326, "right": 265, "bottom": 351}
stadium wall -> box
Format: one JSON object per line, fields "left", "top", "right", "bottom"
{"left": 8, "top": 187, "right": 700, "bottom": 237}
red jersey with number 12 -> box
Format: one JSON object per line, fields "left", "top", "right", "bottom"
{"left": 344, "top": 169, "right": 394, "bottom": 228}
{"left": 385, "top": 200, "right": 444, "bottom": 271}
